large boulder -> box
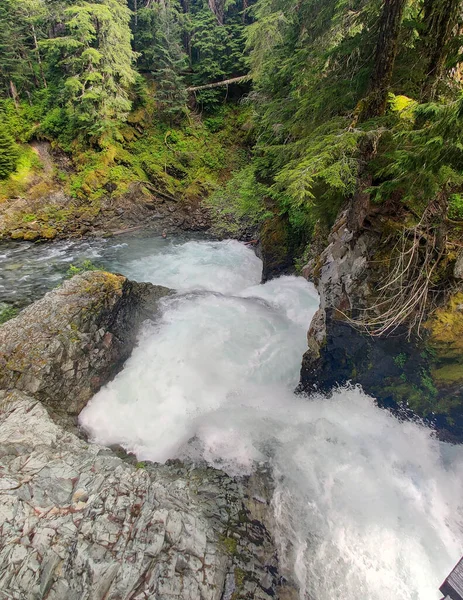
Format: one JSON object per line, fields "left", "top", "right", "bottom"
{"left": 0, "top": 391, "right": 291, "bottom": 600}
{"left": 0, "top": 271, "right": 170, "bottom": 417}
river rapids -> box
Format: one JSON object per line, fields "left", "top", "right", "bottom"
{"left": 2, "top": 234, "right": 463, "bottom": 599}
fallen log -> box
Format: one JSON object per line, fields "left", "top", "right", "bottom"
{"left": 186, "top": 75, "right": 250, "bottom": 92}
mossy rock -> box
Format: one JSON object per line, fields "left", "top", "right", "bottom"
{"left": 425, "top": 292, "right": 463, "bottom": 362}
{"left": 40, "top": 225, "right": 57, "bottom": 240}
{"left": 23, "top": 230, "right": 40, "bottom": 241}
{"left": 10, "top": 229, "right": 25, "bottom": 240}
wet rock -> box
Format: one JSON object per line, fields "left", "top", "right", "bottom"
{"left": 0, "top": 271, "right": 170, "bottom": 418}
{"left": 0, "top": 392, "right": 292, "bottom": 600}
{"left": 0, "top": 270, "right": 294, "bottom": 599}
{"left": 299, "top": 210, "right": 463, "bottom": 440}
{"left": 455, "top": 250, "right": 463, "bottom": 280}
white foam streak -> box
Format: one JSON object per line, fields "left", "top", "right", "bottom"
{"left": 79, "top": 239, "right": 463, "bottom": 600}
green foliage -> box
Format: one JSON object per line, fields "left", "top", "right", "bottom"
{"left": 0, "top": 122, "right": 19, "bottom": 179}
{"left": 393, "top": 353, "right": 407, "bottom": 369}
{"left": 370, "top": 95, "right": 463, "bottom": 214}
{"left": 189, "top": 4, "right": 248, "bottom": 109}
{"left": 272, "top": 119, "right": 362, "bottom": 226}
{"left": 220, "top": 536, "right": 238, "bottom": 555}
{"left": 42, "top": 0, "right": 137, "bottom": 144}
{"left": 0, "top": 305, "right": 19, "bottom": 324}
{"left": 135, "top": 1, "right": 188, "bottom": 121}
{"left": 448, "top": 194, "right": 463, "bottom": 220}
{"left": 66, "top": 259, "right": 99, "bottom": 278}
{"left": 0, "top": 0, "right": 461, "bottom": 266}
{"left": 206, "top": 165, "right": 271, "bottom": 235}
{"left": 421, "top": 369, "right": 438, "bottom": 397}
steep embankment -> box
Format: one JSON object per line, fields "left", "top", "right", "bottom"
{"left": 0, "top": 108, "right": 251, "bottom": 242}
{"left": 299, "top": 209, "right": 463, "bottom": 441}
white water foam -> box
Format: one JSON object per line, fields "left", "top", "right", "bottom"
{"left": 79, "top": 239, "right": 463, "bottom": 600}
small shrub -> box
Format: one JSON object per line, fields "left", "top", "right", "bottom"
{"left": 0, "top": 306, "right": 19, "bottom": 324}
{"left": 449, "top": 194, "right": 463, "bottom": 220}
{"left": 22, "top": 213, "right": 37, "bottom": 223}
{"left": 393, "top": 352, "right": 407, "bottom": 369}
{"left": 0, "top": 123, "right": 19, "bottom": 180}
{"left": 66, "top": 259, "right": 99, "bottom": 278}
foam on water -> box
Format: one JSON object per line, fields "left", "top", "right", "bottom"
{"left": 120, "top": 238, "right": 263, "bottom": 293}
{"left": 79, "top": 238, "right": 463, "bottom": 600}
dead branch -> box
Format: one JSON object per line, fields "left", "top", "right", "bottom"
{"left": 346, "top": 194, "right": 449, "bottom": 338}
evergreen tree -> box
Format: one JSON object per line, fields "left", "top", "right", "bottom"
{"left": 46, "top": 0, "right": 137, "bottom": 142}
{"left": 420, "top": 0, "right": 462, "bottom": 100}
{"left": 153, "top": 1, "right": 188, "bottom": 121}
{"left": 0, "top": 123, "right": 19, "bottom": 180}
{"left": 0, "top": 0, "right": 40, "bottom": 100}
{"left": 188, "top": 0, "right": 250, "bottom": 107}
{"left": 135, "top": 0, "right": 188, "bottom": 121}
{"left": 358, "top": 0, "right": 408, "bottom": 121}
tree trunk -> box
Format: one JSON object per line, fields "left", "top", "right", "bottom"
{"left": 358, "top": 0, "right": 407, "bottom": 122}
{"left": 421, "top": 0, "right": 461, "bottom": 101}
{"left": 187, "top": 75, "right": 249, "bottom": 91}
{"left": 350, "top": 0, "right": 407, "bottom": 233}
{"left": 208, "top": 0, "right": 225, "bottom": 25}
{"left": 9, "top": 80, "right": 19, "bottom": 109}
{"left": 32, "top": 24, "right": 47, "bottom": 88}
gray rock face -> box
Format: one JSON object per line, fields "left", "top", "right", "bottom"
{"left": 298, "top": 210, "right": 463, "bottom": 441}
{"left": 0, "top": 391, "right": 291, "bottom": 600}
{"left": 0, "top": 271, "right": 170, "bottom": 417}
{"left": 455, "top": 250, "right": 463, "bottom": 280}
{"left": 300, "top": 210, "right": 372, "bottom": 372}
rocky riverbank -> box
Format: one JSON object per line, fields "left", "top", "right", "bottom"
{"left": 299, "top": 209, "right": 463, "bottom": 441}
{"left": 0, "top": 271, "right": 296, "bottom": 599}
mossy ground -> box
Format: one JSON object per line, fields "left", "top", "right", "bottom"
{"left": 0, "top": 105, "right": 252, "bottom": 240}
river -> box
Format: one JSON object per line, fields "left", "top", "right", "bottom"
{"left": 1, "top": 233, "right": 463, "bottom": 599}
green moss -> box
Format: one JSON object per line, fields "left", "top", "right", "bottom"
{"left": 206, "top": 165, "right": 271, "bottom": 236}
{"left": 425, "top": 293, "right": 463, "bottom": 360}
{"left": 393, "top": 352, "right": 407, "bottom": 368}
{"left": 220, "top": 536, "right": 238, "bottom": 555}
{"left": 66, "top": 259, "right": 99, "bottom": 279}
{"left": 23, "top": 230, "right": 40, "bottom": 241}
{"left": 431, "top": 364, "right": 463, "bottom": 384}
{"left": 234, "top": 567, "right": 246, "bottom": 587}
{"left": 0, "top": 145, "right": 41, "bottom": 201}
{"left": 420, "top": 369, "right": 438, "bottom": 396}
{"left": 65, "top": 105, "right": 249, "bottom": 203}
{"left": 0, "top": 306, "right": 19, "bottom": 324}
{"left": 22, "top": 213, "right": 37, "bottom": 223}
{"left": 40, "top": 225, "right": 57, "bottom": 239}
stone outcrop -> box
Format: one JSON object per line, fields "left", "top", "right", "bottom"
{"left": 299, "top": 210, "right": 463, "bottom": 440}
{"left": 0, "top": 271, "right": 295, "bottom": 599}
{"left": 0, "top": 391, "right": 293, "bottom": 600}
{"left": 455, "top": 250, "right": 463, "bottom": 280}
{"left": 0, "top": 271, "right": 170, "bottom": 418}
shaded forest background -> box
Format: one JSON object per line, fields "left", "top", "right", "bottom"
{"left": 0, "top": 0, "right": 462, "bottom": 320}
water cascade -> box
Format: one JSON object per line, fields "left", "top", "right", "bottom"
{"left": 75, "top": 238, "right": 463, "bottom": 600}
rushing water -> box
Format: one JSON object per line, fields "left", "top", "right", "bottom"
{"left": 2, "top": 235, "right": 462, "bottom": 599}
{"left": 0, "top": 233, "right": 207, "bottom": 306}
